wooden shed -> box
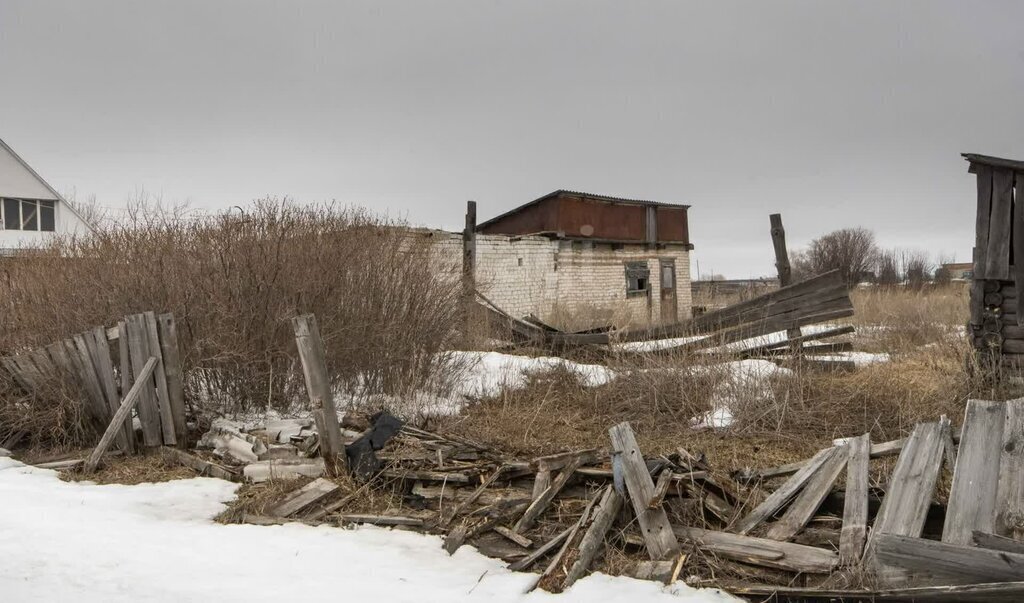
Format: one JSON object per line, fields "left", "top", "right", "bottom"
{"left": 963, "top": 153, "right": 1024, "bottom": 368}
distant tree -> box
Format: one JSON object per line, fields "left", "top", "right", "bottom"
{"left": 875, "top": 250, "right": 900, "bottom": 286}
{"left": 900, "top": 249, "right": 933, "bottom": 289}
{"left": 933, "top": 253, "right": 954, "bottom": 285}
{"left": 791, "top": 228, "right": 878, "bottom": 286}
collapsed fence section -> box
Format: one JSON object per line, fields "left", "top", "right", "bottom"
{"left": 0, "top": 311, "right": 186, "bottom": 451}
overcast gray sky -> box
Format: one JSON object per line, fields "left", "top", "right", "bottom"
{"left": 2, "top": 1, "right": 1023, "bottom": 277}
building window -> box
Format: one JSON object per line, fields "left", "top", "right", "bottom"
{"left": 625, "top": 261, "right": 650, "bottom": 297}
{"left": 0, "top": 199, "right": 56, "bottom": 232}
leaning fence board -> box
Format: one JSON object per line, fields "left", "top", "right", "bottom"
{"left": 766, "top": 445, "right": 847, "bottom": 541}
{"left": 839, "top": 433, "right": 870, "bottom": 565}
{"left": 734, "top": 447, "right": 834, "bottom": 535}
{"left": 270, "top": 478, "right": 339, "bottom": 518}
{"left": 125, "top": 315, "right": 161, "bottom": 446}
{"left": 86, "top": 327, "right": 131, "bottom": 452}
{"left": 144, "top": 311, "right": 175, "bottom": 446}
{"left": 867, "top": 420, "right": 947, "bottom": 577}
{"left": 875, "top": 533, "right": 1024, "bottom": 585}
{"left": 997, "top": 398, "right": 1024, "bottom": 538}
{"left": 609, "top": 422, "right": 678, "bottom": 560}
{"left": 156, "top": 313, "right": 187, "bottom": 448}
{"left": 675, "top": 527, "right": 838, "bottom": 574}
{"left": 83, "top": 357, "right": 157, "bottom": 474}
{"left": 943, "top": 400, "right": 1006, "bottom": 545}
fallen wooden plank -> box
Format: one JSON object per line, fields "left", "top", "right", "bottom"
{"left": 513, "top": 455, "right": 583, "bottom": 533}
{"left": 973, "top": 531, "right": 1024, "bottom": 555}
{"left": 675, "top": 526, "right": 838, "bottom": 574}
{"left": 997, "top": 398, "right": 1024, "bottom": 538}
{"left": 562, "top": 485, "right": 624, "bottom": 590}
{"left": 869, "top": 421, "right": 947, "bottom": 541}
{"left": 766, "top": 445, "right": 848, "bottom": 541}
{"left": 270, "top": 478, "right": 340, "bottom": 518}
{"left": 83, "top": 357, "right": 158, "bottom": 474}
{"left": 337, "top": 514, "right": 423, "bottom": 527}
{"left": 733, "top": 447, "right": 834, "bottom": 535}
{"left": 534, "top": 449, "right": 600, "bottom": 472}
{"left": 723, "top": 581, "right": 1024, "bottom": 602}
{"left": 609, "top": 422, "right": 678, "bottom": 560}
{"left": 875, "top": 533, "right": 1024, "bottom": 585}
{"left": 443, "top": 463, "right": 512, "bottom": 525}
{"left": 532, "top": 489, "right": 601, "bottom": 592}
{"left": 944, "top": 400, "right": 1006, "bottom": 545}
{"left": 839, "top": 433, "right": 871, "bottom": 565}
{"left": 379, "top": 470, "right": 470, "bottom": 483}
{"left": 161, "top": 447, "right": 240, "bottom": 482}
{"left": 507, "top": 526, "right": 573, "bottom": 572}
{"left": 494, "top": 526, "right": 532, "bottom": 548}
{"left": 36, "top": 458, "right": 84, "bottom": 470}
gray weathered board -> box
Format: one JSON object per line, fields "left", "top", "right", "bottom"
{"left": 608, "top": 422, "right": 678, "bottom": 560}
{"left": 943, "top": 400, "right": 1006, "bottom": 545}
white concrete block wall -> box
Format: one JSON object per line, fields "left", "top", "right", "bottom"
{"left": 426, "top": 230, "right": 691, "bottom": 330}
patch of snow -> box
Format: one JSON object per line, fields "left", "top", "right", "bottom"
{"left": 616, "top": 334, "right": 707, "bottom": 352}
{"left": 0, "top": 458, "right": 738, "bottom": 602}
{"left": 445, "top": 350, "right": 617, "bottom": 399}
{"left": 807, "top": 351, "right": 890, "bottom": 366}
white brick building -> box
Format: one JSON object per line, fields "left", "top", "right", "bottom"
{"left": 435, "top": 190, "right": 694, "bottom": 331}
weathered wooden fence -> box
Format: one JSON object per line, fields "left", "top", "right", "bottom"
{"left": 1, "top": 311, "right": 186, "bottom": 450}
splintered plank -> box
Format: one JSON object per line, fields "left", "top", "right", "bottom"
{"left": 875, "top": 533, "right": 1024, "bottom": 585}
{"left": 270, "top": 478, "right": 340, "bottom": 518}
{"left": 870, "top": 421, "right": 946, "bottom": 541}
{"left": 293, "top": 314, "right": 345, "bottom": 474}
{"left": 513, "top": 455, "right": 583, "bottom": 533}
{"left": 609, "top": 422, "right": 678, "bottom": 560}
{"left": 998, "top": 398, "right": 1024, "bottom": 538}
{"left": 562, "top": 485, "right": 624, "bottom": 590}
{"left": 648, "top": 469, "right": 674, "bottom": 509}
{"left": 733, "top": 447, "right": 835, "bottom": 535}
{"left": 987, "top": 168, "right": 1014, "bottom": 281}
{"left": 766, "top": 445, "right": 848, "bottom": 541}
{"left": 839, "top": 433, "right": 871, "bottom": 565}
{"left": 974, "top": 531, "right": 1024, "bottom": 554}
{"left": 943, "top": 400, "right": 1007, "bottom": 545}
{"left": 675, "top": 527, "right": 838, "bottom": 574}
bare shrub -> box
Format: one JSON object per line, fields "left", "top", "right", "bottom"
{"left": 791, "top": 227, "right": 878, "bottom": 285}
{"left": 899, "top": 248, "right": 933, "bottom": 289}
{"left": 875, "top": 249, "right": 900, "bottom": 286}
{"left": 0, "top": 199, "right": 465, "bottom": 419}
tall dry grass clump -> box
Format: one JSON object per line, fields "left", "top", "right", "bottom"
{"left": 0, "top": 199, "right": 465, "bottom": 421}
{"left": 850, "top": 283, "right": 968, "bottom": 353}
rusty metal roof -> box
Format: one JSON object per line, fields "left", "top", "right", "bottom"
{"left": 477, "top": 189, "right": 688, "bottom": 230}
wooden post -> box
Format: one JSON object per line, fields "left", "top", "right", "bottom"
{"left": 292, "top": 314, "right": 345, "bottom": 475}
{"left": 83, "top": 357, "right": 157, "bottom": 474}
{"left": 770, "top": 213, "right": 802, "bottom": 352}
{"left": 463, "top": 200, "right": 477, "bottom": 294}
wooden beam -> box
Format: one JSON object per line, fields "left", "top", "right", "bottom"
{"left": 513, "top": 456, "right": 583, "bottom": 533}
{"left": 943, "top": 400, "right": 1006, "bottom": 545}
{"left": 766, "top": 445, "right": 847, "bottom": 541}
{"left": 839, "top": 433, "right": 870, "bottom": 565}
{"left": 292, "top": 314, "right": 345, "bottom": 475}
{"left": 562, "top": 485, "right": 623, "bottom": 590}
{"left": 83, "top": 357, "right": 157, "bottom": 474}
{"left": 733, "top": 447, "right": 834, "bottom": 535}
{"left": 674, "top": 526, "right": 838, "bottom": 574}
{"left": 874, "top": 533, "right": 1024, "bottom": 585}
{"left": 608, "top": 422, "right": 678, "bottom": 560}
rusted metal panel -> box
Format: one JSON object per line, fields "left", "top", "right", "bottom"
{"left": 476, "top": 196, "right": 558, "bottom": 236}
{"left": 655, "top": 206, "right": 688, "bottom": 244}
{"left": 477, "top": 190, "right": 690, "bottom": 244}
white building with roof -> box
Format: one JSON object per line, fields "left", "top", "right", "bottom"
{"left": 0, "top": 137, "right": 94, "bottom": 252}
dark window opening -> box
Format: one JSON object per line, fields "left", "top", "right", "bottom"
{"left": 3, "top": 198, "right": 18, "bottom": 230}
{"left": 625, "top": 261, "right": 650, "bottom": 297}
{"left": 21, "top": 200, "right": 38, "bottom": 231}
{"left": 39, "top": 201, "right": 55, "bottom": 232}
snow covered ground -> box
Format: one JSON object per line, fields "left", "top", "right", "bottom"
{"left": 0, "top": 457, "right": 738, "bottom": 602}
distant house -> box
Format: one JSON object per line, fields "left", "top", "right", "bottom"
{"left": 0, "top": 138, "right": 94, "bottom": 253}
{"left": 941, "top": 262, "right": 973, "bottom": 280}
{"left": 439, "top": 190, "right": 694, "bottom": 330}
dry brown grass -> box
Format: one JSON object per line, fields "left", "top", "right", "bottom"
{"left": 850, "top": 283, "right": 969, "bottom": 354}
{"left": 60, "top": 451, "right": 197, "bottom": 485}
{"left": 0, "top": 200, "right": 467, "bottom": 447}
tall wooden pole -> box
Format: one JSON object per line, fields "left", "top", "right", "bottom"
{"left": 770, "top": 214, "right": 802, "bottom": 351}
{"left": 293, "top": 314, "right": 345, "bottom": 475}
{"left": 463, "top": 201, "right": 478, "bottom": 342}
